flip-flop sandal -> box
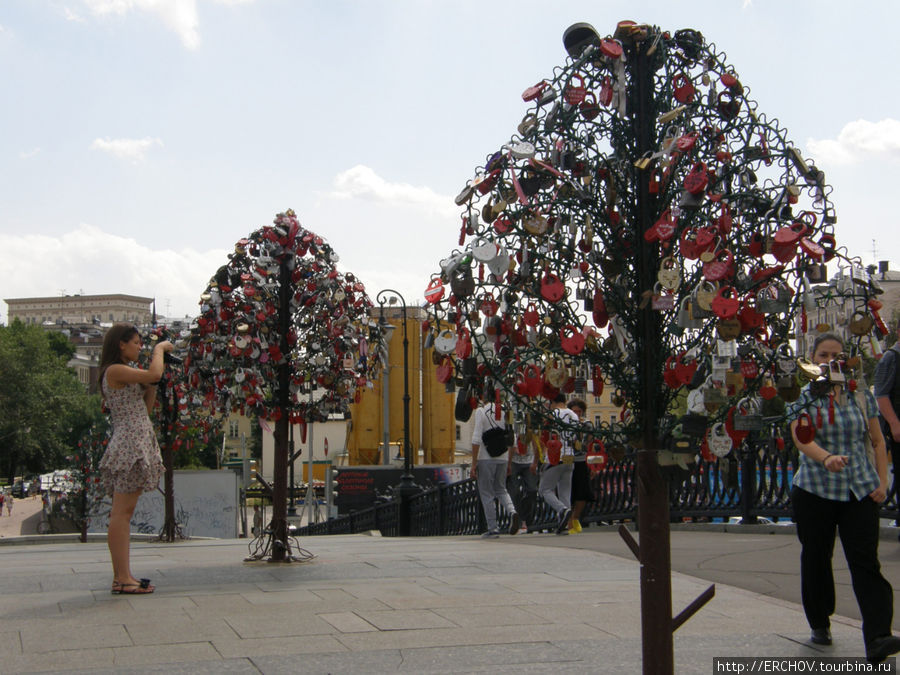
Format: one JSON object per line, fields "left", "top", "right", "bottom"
{"left": 111, "top": 578, "right": 154, "bottom": 595}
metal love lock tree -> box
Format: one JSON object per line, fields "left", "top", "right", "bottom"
{"left": 185, "top": 209, "right": 384, "bottom": 562}
{"left": 427, "top": 20, "right": 881, "bottom": 674}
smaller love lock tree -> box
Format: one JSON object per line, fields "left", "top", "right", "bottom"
{"left": 185, "top": 210, "right": 383, "bottom": 561}
{"left": 425, "top": 20, "right": 879, "bottom": 673}
{"left": 137, "top": 326, "right": 223, "bottom": 542}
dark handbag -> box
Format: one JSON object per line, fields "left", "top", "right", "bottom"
{"left": 481, "top": 426, "right": 509, "bottom": 457}
{"left": 455, "top": 385, "right": 474, "bottom": 422}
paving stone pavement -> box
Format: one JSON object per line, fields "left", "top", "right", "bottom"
{"left": 0, "top": 528, "right": 897, "bottom": 674}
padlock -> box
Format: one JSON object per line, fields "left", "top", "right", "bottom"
{"left": 564, "top": 72, "right": 587, "bottom": 105}
{"left": 794, "top": 413, "right": 816, "bottom": 444}
{"left": 711, "top": 286, "right": 740, "bottom": 319}
{"left": 672, "top": 72, "right": 696, "bottom": 103}
{"left": 732, "top": 397, "right": 763, "bottom": 431}
{"left": 656, "top": 258, "right": 681, "bottom": 297}
{"left": 677, "top": 297, "right": 703, "bottom": 330}
{"left": 540, "top": 272, "right": 566, "bottom": 303}
{"left": 683, "top": 162, "right": 709, "bottom": 196}
{"left": 651, "top": 283, "right": 676, "bottom": 311}
{"left": 703, "top": 248, "right": 735, "bottom": 282}
{"left": 707, "top": 422, "right": 733, "bottom": 458}
{"left": 716, "top": 318, "right": 742, "bottom": 340}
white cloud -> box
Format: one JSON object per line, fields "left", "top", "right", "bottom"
{"left": 63, "top": 7, "right": 86, "bottom": 22}
{"left": 19, "top": 148, "right": 41, "bottom": 159}
{"left": 91, "top": 136, "right": 162, "bottom": 162}
{"left": 329, "top": 165, "right": 457, "bottom": 219}
{"left": 79, "top": 0, "right": 255, "bottom": 50}
{"left": 0, "top": 224, "right": 227, "bottom": 323}
{"left": 807, "top": 119, "right": 900, "bottom": 166}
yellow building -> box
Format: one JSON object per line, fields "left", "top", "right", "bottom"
{"left": 346, "top": 306, "right": 457, "bottom": 466}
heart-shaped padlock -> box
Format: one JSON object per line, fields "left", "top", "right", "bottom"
{"left": 672, "top": 72, "right": 696, "bottom": 103}
{"left": 707, "top": 422, "right": 733, "bottom": 458}
{"left": 683, "top": 162, "right": 709, "bottom": 196}
{"left": 703, "top": 249, "right": 734, "bottom": 282}
{"left": 560, "top": 325, "right": 585, "bottom": 355}
{"left": 541, "top": 273, "right": 566, "bottom": 303}
{"left": 564, "top": 72, "right": 586, "bottom": 105}
{"left": 716, "top": 318, "right": 742, "bottom": 340}
{"left": 711, "top": 286, "right": 740, "bottom": 319}
{"left": 794, "top": 413, "right": 816, "bottom": 444}
{"left": 657, "top": 256, "right": 680, "bottom": 290}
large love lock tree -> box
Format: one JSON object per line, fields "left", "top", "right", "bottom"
{"left": 427, "top": 21, "right": 880, "bottom": 673}
{"left": 185, "top": 209, "right": 383, "bottom": 562}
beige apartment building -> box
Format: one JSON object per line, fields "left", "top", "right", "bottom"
{"left": 4, "top": 293, "right": 154, "bottom": 328}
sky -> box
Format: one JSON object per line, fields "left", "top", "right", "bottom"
{"left": 1, "top": 0, "right": 899, "bottom": 324}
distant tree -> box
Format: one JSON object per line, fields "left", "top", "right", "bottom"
{"left": 0, "top": 320, "right": 102, "bottom": 482}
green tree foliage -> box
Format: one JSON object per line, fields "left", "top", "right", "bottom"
{"left": 0, "top": 320, "right": 102, "bottom": 482}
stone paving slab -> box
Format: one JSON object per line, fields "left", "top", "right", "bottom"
{"left": 0, "top": 532, "right": 892, "bottom": 673}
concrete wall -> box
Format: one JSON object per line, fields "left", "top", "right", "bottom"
{"left": 88, "top": 470, "right": 239, "bottom": 539}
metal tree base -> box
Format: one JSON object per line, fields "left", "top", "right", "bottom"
{"left": 157, "top": 517, "right": 187, "bottom": 543}
{"left": 244, "top": 522, "right": 315, "bottom": 563}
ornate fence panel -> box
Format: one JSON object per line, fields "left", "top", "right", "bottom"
{"left": 293, "top": 448, "right": 898, "bottom": 536}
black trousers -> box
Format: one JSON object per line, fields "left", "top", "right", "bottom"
{"left": 792, "top": 486, "right": 894, "bottom": 645}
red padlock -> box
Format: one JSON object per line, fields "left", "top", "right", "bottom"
{"left": 592, "top": 366, "right": 604, "bottom": 396}
{"left": 599, "top": 76, "right": 614, "bottom": 107}
{"left": 799, "top": 236, "right": 825, "bottom": 260}
{"left": 564, "top": 73, "right": 587, "bottom": 105}
{"left": 560, "top": 325, "right": 586, "bottom": 355}
{"left": 546, "top": 434, "right": 563, "bottom": 465}
{"left": 675, "top": 132, "right": 699, "bottom": 153}
{"left": 600, "top": 38, "right": 623, "bottom": 59}
{"left": 711, "top": 286, "right": 740, "bottom": 319}
{"left": 523, "top": 302, "right": 540, "bottom": 327}
{"left": 683, "top": 162, "right": 709, "bottom": 195}
{"left": 794, "top": 413, "right": 816, "bottom": 444}
{"left": 673, "top": 73, "right": 696, "bottom": 103}
{"left": 479, "top": 292, "right": 499, "bottom": 317}
{"left": 592, "top": 289, "right": 609, "bottom": 328}
{"left": 680, "top": 227, "right": 700, "bottom": 260}
{"left": 541, "top": 272, "right": 566, "bottom": 303}
{"left": 674, "top": 353, "right": 698, "bottom": 386}
{"left": 522, "top": 80, "right": 549, "bottom": 102}
{"left": 580, "top": 92, "right": 601, "bottom": 120}
{"left": 424, "top": 277, "right": 444, "bottom": 304}
{"left": 703, "top": 248, "right": 734, "bottom": 282}
{"left": 738, "top": 298, "right": 765, "bottom": 333}
{"left": 663, "top": 356, "right": 682, "bottom": 389}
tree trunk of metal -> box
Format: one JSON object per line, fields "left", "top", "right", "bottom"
{"left": 631, "top": 37, "right": 674, "bottom": 675}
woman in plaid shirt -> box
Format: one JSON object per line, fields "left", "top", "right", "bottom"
{"left": 789, "top": 333, "right": 898, "bottom": 663}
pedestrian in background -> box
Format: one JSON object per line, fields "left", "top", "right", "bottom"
{"left": 789, "top": 332, "right": 900, "bottom": 663}
{"left": 566, "top": 398, "right": 591, "bottom": 533}
{"left": 471, "top": 396, "right": 519, "bottom": 538}
{"left": 539, "top": 394, "right": 577, "bottom": 535}
{"left": 98, "top": 323, "right": 171, "bottom": 595}
{"left": 507, "top": 425, "right": 538, "bottom": 534}
{"left": 874, "top": 319, "right": 900, "bottom": 540}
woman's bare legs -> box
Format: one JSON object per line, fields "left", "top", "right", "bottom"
{"left": 108, "top": 491, "right": 145, "bottom": 586}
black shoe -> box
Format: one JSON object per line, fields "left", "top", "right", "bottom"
{"left": 556, "top": 508, "right": 572, "bottom": 535}
{"left": 866, "top": 635, "right": 900, "bottom": 663}
{"left": 810, "top": 628, "right": 832, "bottom": 645}
{"left": 508, "top": 512, "right": 521, "bottom": 536}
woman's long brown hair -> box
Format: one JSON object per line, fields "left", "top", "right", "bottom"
{"left": 97, "top": 323, "right": 139, "bottom": 398}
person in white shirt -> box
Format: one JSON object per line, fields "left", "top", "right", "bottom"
{"left": 471, "top": 399, "right": 520, "bottom": 538}
{"left": 539, "top": 394, "right": 578, "bottom": 534}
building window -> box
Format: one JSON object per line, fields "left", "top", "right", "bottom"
{"left": 228, "top": 420, "right": 240, "bottom": 439}
{"left": 593, "top": 395, "right": 601, "bottom": 404}
{"left": 594, "top": 415, "right": 601, "bottom": 427}
{"left": 609, "top": 414, "right": 616, "bottom": 424}
{"left": 455, "top": 425, "right": 461, "bottom": 441}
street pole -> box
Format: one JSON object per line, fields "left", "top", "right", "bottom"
{"left": 377, "top": 290, "right": 419, "bottom": 535}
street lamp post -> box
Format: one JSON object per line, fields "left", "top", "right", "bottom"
{"left": 376, "top": 289, "right": 419, "bottom": 536}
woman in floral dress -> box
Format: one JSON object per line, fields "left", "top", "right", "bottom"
{"left": 98, "top": 324, "right": 171, "bottom": 594}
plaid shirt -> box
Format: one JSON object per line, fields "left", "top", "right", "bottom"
{"left": 787, "top": 385, "right": 879, "bottom": 501}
